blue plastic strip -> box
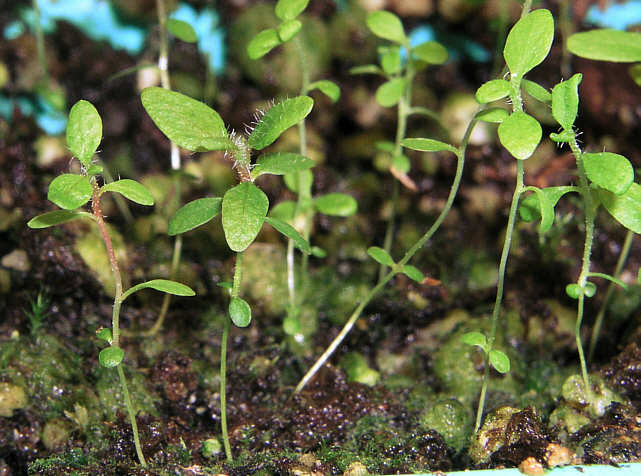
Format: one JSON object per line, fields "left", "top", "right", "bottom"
{"left": 385, "top": 462, "right": 641, "bottom": 476}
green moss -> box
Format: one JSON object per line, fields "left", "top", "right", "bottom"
{"left": 28, "top": 448, "right": 95, "bottom": 475}
{"left": 0, "top": 382, "right": 28, "bottom": 417}
{"left": 420, "top": 398, "right": 473, "bottom": 452}
{"left": 94, "top": 364, "right": 159, "bottom": 419}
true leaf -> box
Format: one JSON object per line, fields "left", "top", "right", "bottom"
{"left": 519, "top": 186, "right": 577, "bottom": 223}
{"left": 366, "top": 10, "right": 406, "bottom": 45}
{"left": 277, "top": 19, "right": 302, "bottom": 42}
{"left": 269, "top": 200, "right": 296, "bottom": 222}
{"left": 251, "top": 152, "right": 315, "bottom": 179}
{"left": 67, "top": 100, "right": 102, "bottom": 168}
{"left": 284, "top": 169, "right": 313, "bottom": 194}
{"left": 460, "top": 331, "right": 487, "bottom": 349}
{"left": 167, "top": 18, "right": 197, "bottom": 43}
{"left": 199, "top": 136, "right": 237, "bottom": 151}
{"left": 598, "top": 182, "right": 641, "bottom": 233}
{"left": 264, "top": 216, "right": 311, "bottom": 254}
{"left": 401, "top": 265, "right": 424, "bottom": 283}
{"left": 314, "top": 193, "right": 357, "bottom": 217}
{"left": 307, "top": 80, "right": 340, "bottom": 102}
{"left": 380, "top": 46, "right": 402, "bottom": 74}
{"left": 222, "top": 182, "right": 269, "bottom": 252}
{"left": 522, "top": 79, "right": 551, "bottom": 103}
{"left": 229, "top": 297, "right": 251, "bottom": 327}
{"left": 568, "top": 29, "right": 641, "bottom": 62}
{"left": 48, "top": 174, "right": 93, "bottom": 210}
{"left": 275, "top": 0, "right": 309, "bottom": 21}
{"left": 247, "top": 28, "right": 282, "bottom": 60}
{"left": 99, "top": 346, "right": 124, "bottom": 368}
{"left": 583, "top": 152, "right": 634, "bottom": 195}
{"left": 497, "top": 111, "right": 541, "bottom": 160}
{"left": 476, "top": 107, "right": 509, "bottom": 123}
{"left": 120, "top": 279, "right": 196, "bottom": 302}
{"left": 141, "top": 87, "right": 226, "bottom": 151}
{"left": 367, "top": 246, "right": 394, "bottom": 266}
{"left": 27, "top": 210, "right": 92, "bottom": 229}
{"left": 169, "top": 197, "right": 222, "bottom": 235}
{"left": 475, "top": 79, "right": 511, "bottom": 104}
{"left": 489, "top": 349, "right": 510, "bottom": 373}
{"left": 522, "top": 186, "right": 553, "bottom": 232}
{"left": 349, "top": 65, "right": 384, "bottom": 76}
{"left": 412, "top": 41, "right": 448, "bottom": 64}
{"left": 552, "top": 73, "right": 582, "bottom": 131}
{"left": 375, "top": 78, "right": 406, "bottom": 107}
{"left": 101, "top": 179, "right": 154, "bottom": 206}
{"left": 401, "top": 138, "right": 458, "bottom": 155}
{"left": 504, "top": 9, "right": 554, "bottom": 78}
{"left": 311, "top": 246, "right": 327, "bottom": 258}
{"left": 248, "top": 96, "right": 314, "bottom": 150}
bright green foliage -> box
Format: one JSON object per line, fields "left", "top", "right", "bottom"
{"left": 264, "top": 216, "right": 311, "bottom": 254}
{"left": 314, "top": 193, "right": 357, "bottom": 216}
{"left": 222, "top": 182, "right": 269, "bottom": 252}
{"left": 583, "top": 152, "right": 634, "bottom": 195}
{"left": 401, "top": 265, "right": 424, "bottom": 283}
{"left": 551, "top": 74, "right": 582, "bottom": 131}
{"left": 248, "top": 96, "right": 314, "bottom": 150}
{"left": 566, "top": 282, "right": 596, "bottom": 299}
{"left": 284, "top": 169, "right": 313, "bottom": 194}
{"left": 477, "top": 108, "right": 509, "bottom": 123}
{"left": 47, "top": 174, "right": 92, "bottom": 210}
{"left": 367, "top": 246, "right": 394, "bottom": 266}
{"left": 503, "top": 9, "right": 554, "bottom": 77}
{"left": 401, "top": 137, "right": 458, "bottom": 155}
{"left": 460, "top": 332, "right": 510, "bottom": 373}
{"left": 599, "top": 182, "right": 641, "bottom": 234}
{"left": 522, "top": 79, "right": 551, "bottom": 103}
{"left": 277, "top": 19, "right": 302, "bottom": 42}
{"left": 366, "top": 10, "right": 407, "bottom": 45}
{"left": 349, "top": 65, "right": 383, "bottom": 76}
{"left": 27, "top": 210, "right": 92, "bottom": 229}
{"left": 101, "top": 179, "right": 155, "bottom": 206}
{"left": 475, "top": 79, "right": 511, "bottom": 103}
{"left": 307, "top": 80, "right": 340, "bottom": 102}
{"left": 522, "top": 186, "right": 553, "bottom": 232}
{"left": 167, "top": 19, "right": 197, "bottom": 43}
{"left": 269, "top": 200, "right": 296, "bottom": 222}
{"left": 168, "top": 197, "right": 223, "bottom": 236}
{"left": 497, "top": 111, "right": 541, "bottom": 160}
{"left": 67, "top": 100, "right": 102, "bottom": 168}
{"left": 519, "top": 186, "right": 576, "bottom": 223}
{"left": 247, "top": 28, "right": 281, "bottom": 60}
{"left": 413, "top": 41, "right": 448, "bottom": 64}
{"left": 99, "top": 346, "right": 124, "bottom": 368}
{"left": 568, "top": 29, "right": 641, "bottom": 62}
{"left": 380, "top": 46, "right": 401, "bottom": 74}
{"left": 96, "top": 327, "right": 112, "bottom": 343}
{"left": 489, "top": 350, "right": 510, "bottom": 373}
{"left": 629, "top": 64, "right": 641, "bottom": 87}
{"left": 229, "top": 297, "right": 251, "bottom": 327}
{"left": 275, "top": 0, "right": 309, "bottom": 21}
{"left": 120, "top": 279, "right": 196, "bottom": 302}
{"left": 375, "top": 78, "right": 406, "bottom": 107}
{"left": 141, "top": 87, "right": 226, "bottom": 151}
{"left": 392, "top": 154, "right": 410, "bottom": 173}
{"left": 251, "top": 152, "right": 315, "bottom": 179}
{"left": 461, "top": 332, "right": 487, "bottom": 348}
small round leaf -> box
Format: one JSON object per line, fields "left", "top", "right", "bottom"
{"left": 277, "top": 19, "right": 302, "bottom": 42}
{"left": 412, "top": 41, "right": 448, "bottom": 65}
{"left": 367, "top": 246, "right": 395, "bottom": 267}
{"left": 229, "top": 297, "right": 251, "bottom": 327}
{"left": 48, "top": 174, "right": 93, "bottom": 210}
{"left": 599, "top": 182, "right": 641, "bottom": 233}
{"left": 565, "top": 283, "right": 582, "bottom": 299}
{"left": 475, "top": 79, "right": 511, "bottom": 104}
{"left": 583, "top": 152, "right": 634, "bottom": 195}
{"left": 275, "top": 0, "right": 309, "bottom": 21}
{"left": 314, "top": 193, "right": 357, "bottom": 217}
{"left": 497, "top": 111, "right": 542, "bottom": 160}
{"left": 401, "top": 265, "right": 424, "bottom": 283}
{"left": 99, "top": 346, "right": 124, "bottom": 368}
{"left": 222, "top": 182, "right": 269, "bottom": 252}
{"left": 489, "top": 349, "right": 510, "bottom": 373}
{"left": 375, "top": 78, "right": 406, "bottom": 107}
{"left": 504, "top": 9, "right": 554, "bottom": 77}
{"left": 167, "top": 19, "right": 197, "bottom": 43}
{"left": 67, "top": 100, "right": 102, "bottom": 168}
{"left": 247, "top": 28, "right": 282, "bottom": 60}
{"left": 307, "top": 80, "right": 340, "bottom": 103}
{"left": 460, "top": 331, "right": 487, "bottom": 349}
{"left": 366, "top": 10, "right": 407, "bottom": 45}
{"left": 169, "top": 197, "right": 222, "bottom": 236}
{"left": 101, "top": 179, "right": 154, "bottom": 206}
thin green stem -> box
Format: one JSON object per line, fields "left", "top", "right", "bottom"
{"left": 117, "top": 365, "right": 147, "bottom": 467}
{"left": 33, "top": 0, "right": 49, "bottom": 87}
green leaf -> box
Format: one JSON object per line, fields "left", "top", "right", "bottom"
{"left": 392, "top": 154, "right": 410, "bottom": 174}
{"left": 48, "top": 174, "right": 92, "bottom": 210}
{"left": 218, "top": 281, "right": 233, "bottom": 289}
{"left": 86, "top": 164, "right": 103, "bottom": 176}
{"left": 311, "top": 246, "right": 327, "bottom": 258}
{"left": 275, "top": 0, "right": 309, "bottom": 21}
{"left": 583, "top": 152, "right": 634, "bottom": 195}
{"left": 222, "top": 182, "right": 269, "bottom": 252}
{"left": 568, "top": 29, "right": 641, "bottom": 62}
{"left": 584, "top": 282, "right": 597, "bottom": 298}
{"left": 366, "top": 10, "right": 406, "bottom": 45}
{"left": 169, "top": 197, "right": 222, "bottom": 235}
{"left": 375, "top": 78, "right": 406, "bottom": 107}
{"left": 269, "top": 200, "right": 296, "bottom": 222}
{"left": 314, "top": 193, "right": 357, "bottom": 217}
{"left": 476, "top": 107, "right": 509, "bottom": 123}
{"left": 522, "top": 186, "right": 553, "bottom": 232}
{"left": 401, "top": 138, "right": 458, "bottom": 155}
{"left": 95, "top": 327, "right": 112, "bottom": 343}
{"left": 248, "top": 96, "right": 314, "bottom": 150}
{"left": 199, "top": 136, "right": 237, "bottom": 151}
{"left": 307, "top": 80, "right": 341, "bottom": 102}
{"left": 247, "top": 28, "right": 282, "bottom": 60}
{"left": 460, "top": 331, "right": 487, "bottom": 349}
{"left": 475, "top": 79, "right": 511, "bottom": 104}
{"left": 229, "top": 297, "right": 251, "bottom": 327}
{"left": 167, "top": 18, "right": 197, "bottom": 43}
{"left": 504, "top": 9, "right": 554, "bottom": 77}
{"left": 27, "top": 210, "right": 92, "bottom": 229}
{"left": 522, "top": 79, "right": 552, "bottom": 103}
{"left": 519, "top": 186, "right": 577, "bottom": 223}
{"left": 412, "top": 41, "right": 448, "bottom": 64}
{"left": 67, "top": 100, "right": 102, "bottom": 168}
{"left": 401, "top": 265, "right": 424, "bottom": 283}
{"left": 497, "top": 111, "right": 542, "bottom": 160}
{"left": 380, "top": 46, "right": 402, "bottom": 74}
{"left": 599, "top": 182, "right": 641, "bottom": 233}
{"left": 284, "top": 169, "right": 313, "bottom": 194}
{"left": 100, "top": 179, "right": 154, "bottom": 206}
{"left": 489, "top": 349, "right": 510, "bottom": 373}
{"left": 99, "top": 346, "right": 124, "bottom": 368}
{"left": 367, "top": 246, "right": 394, "bottom": 266}
{"left": 349, "top": 65, "right": 384, "bottom": 76}
{"left": 264, "top": 216, "right": 311, "bottom": 254}
{"left": 565, "top": 283, "right": 582, "bottom": 299}
{"left": 277, "top": 19, "right": 302, "bottom": 42}
{"left": 251, "top": 152, "right": 315, "bottom": 179}
{"left": 141, "top": 87, "right": 227, "bottom": 152}
{"left": 550, "top": 130, "right": 576, "bottom": 143}
{"left": 629, "top": 64, "right": 641, "bottom": 87}
{"left": 120, "top": 279, "right": 195, "bottom": 302}
{"left": 551, "top": 73, "right": 582, "bottom": 130}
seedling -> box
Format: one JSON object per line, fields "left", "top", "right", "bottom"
{"left": 25, "top": 291, "right": 50, "bottom": 337}
{"left": 460, "top": 332, "right": 510, "bottom": 374}
{"left": 140, "top": 86, "right": 315, "bottom": 462}
{"left": 27, "top": 100, "right": 195, "bottom": 467}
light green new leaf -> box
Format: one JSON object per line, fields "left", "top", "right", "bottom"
{"left": 314, "top": 193, "right": 357, "bottom": 217}
{"left": 568, "top": 29, "right": 641, "bottom": 62}
{"left": 599, "top": 182, "right": 641, "bottom": 233}
{"left": 247, "top": 28, "right": 282, "bottom": 59}
{"left": 48, "top": 174, "right": 92, "bottom": 210}
{"left": 401, "top": 138, "right": 458, "bottom": 155}
{"left": 476, "top": 107, "right": 509, "bottom": 123}
{"left": 519, "top": 186, "right": 577, "bottom": 223}
{"left": 167, "top": 18, "right": 197, "bottom": 43}
{"left": 284, "top": 169, "right": 313, "bottom": 194}
{"left": 67, "top": 100, "right": 102, "bottom": 168}
{"left": 307, "top": 80, "right": 341, "bottom": 103}
{"left": 120, "top": 279, "right": 195, "bottom": 302}
{"left": 412, "top": 41, "right": 448, "bottom": 65}
{"left": 583, "top": 152, "right": 634, "bottom": 195}
{"left": 27, "top": 210, "right": 93, "bottom": 229}
{"left": 367, "top": 246, "right": 394, "bottom": 266}
{"left": 248, "top": 96, "right": 314, "bottom": 150}
{"left": 489, "top": 349, "right": 510, "bottom": 373}
{"left": 380, "top": 46, "right": 402, "bottom": 74}
{"left": 522, "top": 185, "right": 554, "bottom": 232}
{"left": 229, "top": 297, "right": 251, "bottom": 327}
{"left": 504, "top": 9, "right": 554, "bottom": 77}
{"left": 275, "top": 0, "right": 309, "bottom": 21}
{"left": 141, "top": 87, "right": 226, "bottom": 151}
{"left": 169, "top": 197, "right": 222, "bottom": 235}
{"left": 475, "top": 79, "right": 511, "bottom": 104}
{"left": 264, "top": 216, "right": 311, "bottom": 254}
{"left": 522, "top": 79, "right": 551, "bottom": 103}
{"left": 99, "top": 346, "right": 124, "bottom": 368}
{"left": 96, "top": 327, "right": 112, "bottom": 343}
{"left": 277, "top": 19, "right": 302, "bottom": 42}
{"left": 349, "top": 65, "right": 384, "bottom": 76}
{"left": 375, "top": 78, "right": 406, "bottom": 107}
{"left": 251, "top": 152, "right": 315, "bottom": 179}
{"left": 460, "top": 331, "right": 487, "bottom": 349}
{"left": 401, "top": 265, "right": 424, "bottom": 283}
{"left": 222, "top": 182, "right": 269, "bottom": 252}
{"left": 101, "top": 179, "right": 154, "bottom": 206}
{"left": 497, "top": 111, "right": 541, "bottom": 160}
{"left": 366, "top": 10, "right": 406, "bottom": 45}
{"left": 552, "top": 73, "right": 582, "bottom": 131}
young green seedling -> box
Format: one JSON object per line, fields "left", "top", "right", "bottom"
{"left": 27, "top": 100, "right": 195, "bottom": 467}
{"left": 140, "top": 87, "right": 315, "bottom": 462}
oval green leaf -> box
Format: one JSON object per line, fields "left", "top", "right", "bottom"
{"left": 277, "top": 19, "right": 302, "bottom": 42}
{"left": 27, "top": 210, "right": 92, "bottom": 229}
{"left": 401, "top": 264, "right": 424, "bottom": 283}
{"left": 504, "top": 9, "right": 554, "bottom": 77}
{"left": 349, "top": 65, "right": 384, "bottom": 76}
{"left": 568, "top": 29, "right": 641, "bottom": 62}
{"left": 251, "top": 152, "right": 315, "bottom": 179}
{"left": 366, "top": 10, "right": 406, "bottom": 45}
{"left": 307, "top": 80, "right": 340, "bottom": 103}
{"left": 375, "top": 78, "right": 406, "bottom": 107}
{"left": 48, "top": 174, "right": 92, "bottom": 210}
{"left": 275, "top": 0, "right": 309, "bottom": 21}
{"left": 380, "top": 46, "right": 401, "bottom": 74}
{"left": 477, "top": 107, "right": 509, "bottom": 123}
{"left": 169, "top": 197, "right": 222, "bottom": 236}
{"left": 497, "top": 111, "right": 542, "bottom": 160}
{"left": 120, "top": 279, "right": 196, "bottom": 303}
{"left": 489, "top": 349, "right": 510, "bottom": 373}
{"left": 96, "top": 327, "right": 112, "bottom": 343}
{"left": 229, "top": 297, "right": 251, "bottom": 327}
{"left": 101, "top": 179, "right": 154, "bottom": 206}
{"left": 248, "top": 96, "right": 314, "bottom": 150}
{"left": 99, "top": 346, "right": 124, "bottom": 368}
{"left": 284, "top": 169, "right": 313, "bottom": 194}
{"left": 401, "top": 138, "right": 457, "bottom": 155}
{"left": 269, "top": 200, "right": 296, "bottom": 223}
{"left": 412, "top": 41, "right": 448, "bottom": 65}
{"left": 583, "top": 152, "right": 634, "bottom": 195}
{"left": 141, "top": 87, "right": 226, "bottom": 152}
{"left": 222, "top": 182, "right": 269, "bottom": 252}
{"left": 314, "top": 193, "right": 357, "bottom": 217}
{"left": 167, "top": 18, "right": 197, "bottom": 43}
{"left": 522, "top": 79, "right": 552, "bottom": 104}
{"left": 67, "top": 100, "right": 102, "bottom": 168}
{"left": 247, "top": 28, "right": 282, "bottom": 60}
{"left": 367, "top": 246, "right": 394, "bottom": 266}
{"left": 460, "top": 331, "right": 487, "bottom": 349}
{"left": 475, "top": 79, "right": 511, "bottom": 104}
{"left": 264, "top": 216, "right": 311, "bottom": 254}
{"left": 598, "top": 182, "right": 641, "bottom": 233}
{"left": 552, "top": 73, "right": 582, "bottom": 131}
